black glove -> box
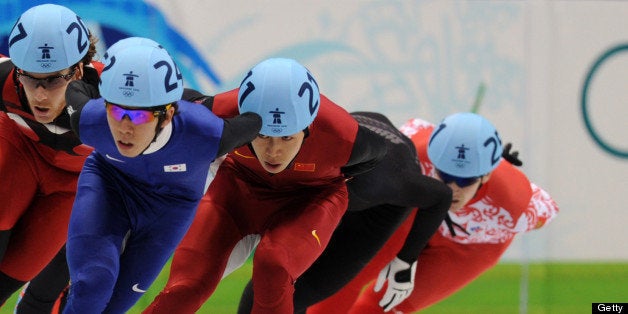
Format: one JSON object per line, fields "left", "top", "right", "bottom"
{"left": 502, "top": 142, "right": 523, "bottom": 167}
{"left": 82, "top": 66, "right": 100, "bottom": 90}
{"left": 183, "top": 88, "right": 214, "bottom": 110}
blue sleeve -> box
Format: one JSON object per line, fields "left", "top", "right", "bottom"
{"left": 78, "top": 98, "right": 110, "bottom": 148}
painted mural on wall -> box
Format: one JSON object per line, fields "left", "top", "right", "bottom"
{"left": 0, "top": 0, "right": 220, "bottom": 91}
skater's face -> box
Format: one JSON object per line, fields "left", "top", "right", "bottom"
{"left": 106, "top": 103, "right": 174, "bottom": 157}
{"left": 250, "top": 131, "right": 305, "bottom": 174}
{"left": 17, "top": 64, "right": 83, "bottom": 123}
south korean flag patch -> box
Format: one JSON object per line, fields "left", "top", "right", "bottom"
{"left": 164, "top": 163, "right": 187, "bottom": 172}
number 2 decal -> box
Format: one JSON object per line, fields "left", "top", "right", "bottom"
{"left": 66, "top": 15, "right": 89, "bottom": 55}
{"left": 153, "top": 60, "right": 179, "bottom": 93}
{"left": 429, "top": 123, "right": 447, "bottom": 146}
{"left": 483, "top": 131, "right": 502, "bottom": 166}
{"left": 102, "top": 56, "right": 115, "bottom": 72}
{"left": 299, "top": 72, "right": 319, "bottom": 115}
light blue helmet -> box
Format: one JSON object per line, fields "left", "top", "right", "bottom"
{"left": 238, "top": 58, "right": 320, "bottom": 136}
{"left": 99, "top": 43, "right": 183, "bottom": 107}
{"left": 103, "top": 37, "right": 161, "bottom": 63}
{"left": 428, "top": 112, "right": 503, "bottom": 177}
{"left": 8, "top": 4, "right": 89, "bottom": 73}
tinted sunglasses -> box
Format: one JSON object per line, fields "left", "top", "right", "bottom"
{"left": 436, "top": 169, "right": 481, "bottom": 187}
{"left": 16, "top": 67, "right": 77, "bottom": 90}
{"left": 106, "top": 102, "right": 171, "bottom": 125}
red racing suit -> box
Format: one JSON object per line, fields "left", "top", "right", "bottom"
{"left": 308, "top": 117, "right": 559, "bottom": 314}
{"left": 0, "top": 56, "right": 103, "bottom": 282}
{"left": 144, "top": 89, "right": 384, "bottom": 314}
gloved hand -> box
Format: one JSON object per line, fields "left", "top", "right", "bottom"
{"left": 502, "top": 142, "right": 523, "bottom": 166}
{"left": 374, "top": 256, "right": 417, "bottom": 312}
{"left": 82, "top": 66, "right": 100, "bottom": 90}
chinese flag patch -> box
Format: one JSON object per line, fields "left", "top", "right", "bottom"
{"left": 294, "top": 163, "right": 316, "bottom": 172}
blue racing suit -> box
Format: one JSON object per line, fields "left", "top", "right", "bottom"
{"left": 62, "top": 81, "right": 260, "bottom": 314}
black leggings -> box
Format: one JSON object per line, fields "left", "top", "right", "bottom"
{"left": 14, "top": 246, "right": 69, "bottom": 314}
{"left": 0, "top": 229, "right": 27, "bottom": 306}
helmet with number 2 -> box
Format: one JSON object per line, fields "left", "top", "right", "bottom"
{"left": 238, "top": 58, "right": 320, "bottom": 136}
{"left": 9, "top": 4, "right": 89, "bottom": 73}
{"left": 428, "top": 112, "right": 503, "bottom": 178}
{"left": 99, "top": 42, "right": 183, "bottom": 108}
{"left": 103, "top": 37, "right": 160, "bottom": 63}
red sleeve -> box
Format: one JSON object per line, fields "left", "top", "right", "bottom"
{"left": 211, "top": 88, "right": 240, "bottom": 118}
{"left": 411, "top": 124, "right": 436, "bottom": 175}
{"left": 485, "top": 163, "right": 533, "bottom": 222}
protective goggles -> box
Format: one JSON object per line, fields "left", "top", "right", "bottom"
{"left": 16, "top": 67, "right": 77, "bottom": 90}
{"left": 106, "top": 102, "right": 171, "bottom": 125}
{"left": 435, "top": 169, "right": 481, "bottom": 188}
